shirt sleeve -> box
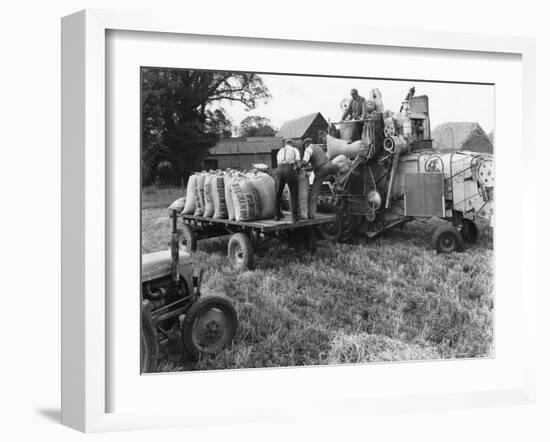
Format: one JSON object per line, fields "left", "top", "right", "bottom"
{"left": 303, "top": 146, "right": 312, "bottom": 163}
{"left": 276, "top": 148, "right": 283, "bottom": 164}
{"left": 294, "top": 148, "right": 301, "bottom": 161}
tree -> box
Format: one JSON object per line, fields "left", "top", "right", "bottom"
{"left": 141, "top": 68, "right": 271, "bottom": 185}
{"left": 237, "top": 115, "right": 276, "bottom": 137}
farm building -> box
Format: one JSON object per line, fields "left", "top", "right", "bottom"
{"left": 276, "top": 112, "right": 329, "bottom": 152}
{"left": 203, "top": 136, "right": 283, "bottom": 170}
{"left": 432, "top": 122, "right": 493, "bottom": 154}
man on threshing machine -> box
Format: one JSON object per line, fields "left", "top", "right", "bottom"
{"left": 341, "top": 88, "right": 368, "bottom": 121}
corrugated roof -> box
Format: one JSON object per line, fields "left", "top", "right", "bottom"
{"left": 432, "top": 122, "right": 493, "bottom": 154}
{"left": 276, "top": 112, "right": 327, "bottom": 139}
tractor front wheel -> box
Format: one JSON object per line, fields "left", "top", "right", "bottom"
{"left": 181, "top": 295, "right": 238, "bottom": 357}
{"left": 431, "top": 225, "right": 464, "bottom": 253}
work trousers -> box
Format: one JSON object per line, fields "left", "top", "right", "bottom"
{"left": 308, "top": 161, "right": 339, "bottom": 218}
{"left": 274, "top": 163, "right": 299, "bottom": 220}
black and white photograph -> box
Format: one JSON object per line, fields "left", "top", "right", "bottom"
{"left": 140, "top": 68, "right": 494, "bottom": 374}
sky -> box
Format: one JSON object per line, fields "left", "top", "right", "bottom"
{"left": 218, "top": 73, "right": 494, "bottom": 136}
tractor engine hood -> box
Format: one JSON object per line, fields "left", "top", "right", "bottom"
{"left": 142, "top": 249, "right": 193, "bottom": 283}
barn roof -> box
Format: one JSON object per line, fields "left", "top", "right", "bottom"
{"left": 276, "top": 112, "right": 327, "bottom": 139}
{"left": 208, "top": 136, "right": 283, "bottom": 155}
{"left": 432, "top": 122, "right": 493, "bottom": 154}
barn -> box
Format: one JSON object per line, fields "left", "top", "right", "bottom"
{"left": 432, "top": 122, "right": 493, "bottom": 154}
{"left": 203, "top": 136, "right": 283, "bottom": 171}
{"left": 276, "top": 112, "right": 329, "bottom": 153}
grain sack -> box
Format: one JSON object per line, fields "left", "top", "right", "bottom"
{"left": 332, "top": 154, "right": 353, "bottom": 174}
{"left": 297, "top": 171, "right": 309, "bottom": 220}
{"left": 231, "top": 176, "right": 260, "bottom": 222}
{"left": 327, "top": 134, "right": 364, "bottom": 159}
{"left": 193, "top": 172, "right": 207, "bottom": 216}
{"left": 212, "top": 172, "right": 228, "bottom": 219}
{"left": 223, "top": 171, "right": 236, "bottom": 221}
{"left": 370, "top": 88, "right": 384, "bottom": 112}
{"left": 203, "top": 173, "right": 215, "bottom": 217}
{"left": 182, "top": 174, "right": 197, "bottom": 214}
{"left": 168, "top": 196, "right": 185, "bottom": 214}
{"left": 250, "top": 172, "right": 275, "bottom": 219}
{"left": 365, "top": 99, "right": 376, "bottom": 114}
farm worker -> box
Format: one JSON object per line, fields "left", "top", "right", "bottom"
{"left": 274, "top": 139, "right": 301, "bottom": 222}
{"left": 341, "top": 88, "right": 368, "bottom": 121}
{"left": 302, "top": 138, "right": 339, "bottom": 219}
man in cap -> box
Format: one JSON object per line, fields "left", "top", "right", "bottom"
{"left": 341, "top": 88, "right": 368, "bottom": 121}
{"left": 274, "top": 139, "right": 301, "bottom": 222}
{"left": 302, "top": 138, "right": 339, "bottom": 219}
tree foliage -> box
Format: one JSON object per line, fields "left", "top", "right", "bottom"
{"left": 141, "top": 68, "right": 271, "bottom": 185}
{"left": 237, "top": 115, "right": 277, "bottom": 137}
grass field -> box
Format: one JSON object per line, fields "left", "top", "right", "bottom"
{"left": 142, "top": 187, "right": 494, "bottom": 372}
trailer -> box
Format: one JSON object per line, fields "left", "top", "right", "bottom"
{"left": 178, "top": 211, "right": 336, "bottom": 271}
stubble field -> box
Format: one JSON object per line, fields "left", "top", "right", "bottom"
{"left": 141, "top": 187, "right": 494, "bottom": 372}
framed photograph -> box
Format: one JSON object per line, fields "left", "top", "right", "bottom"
{"left": 61, "top": 9, "right": 537, "bottom": 432}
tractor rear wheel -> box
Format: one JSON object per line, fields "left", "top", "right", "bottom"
{"left": 317, "top": 199, "right": 354, "bottom": 243}
{"left": 182, "top": 295, "right": 238, "bottom": 357}
{"left": 431, "top": 225, "right": 464, "bottom": 253}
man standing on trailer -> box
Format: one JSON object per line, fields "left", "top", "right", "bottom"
{"left": 274, "top": 139, "right": 301, "bottom": 222}
{"left": 341, "top": 88, "right": 368, "bottom": 121}
{"left": 302, "top": 138, "right": 339, "bottom": 219}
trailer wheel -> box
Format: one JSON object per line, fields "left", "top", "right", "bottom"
{"left": 228, "top": 233, "right": 254, "bottom": 271}
{"left": 180, "top": 223, "right": 197, "bottom": 252}
{"left": 460, "top": 219, "right": 478, "bottom": 244}
{"left": 140, "top": 304, "right": 158, "bottom": 374}
{"left": 182, "top": 295, "right": 238, "bottom": 356}
{"left": 432, "top": 225, "right": 464, "bottom": 253}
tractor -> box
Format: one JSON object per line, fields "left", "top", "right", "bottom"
{"left": 141, "top": 210, "right": 238, "bottom": 373}
{"left": 317, "top": 87, "right": 494, "bottom": 253}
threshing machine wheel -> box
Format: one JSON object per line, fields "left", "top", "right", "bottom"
{"left": 181, "top": 295, "right": 238, "bottom": 356}
{"left": 431, "top": 225, "right": 464, "bottom": 253}
{"left": 316, "top": 199, "right": 354, "bottom": 243}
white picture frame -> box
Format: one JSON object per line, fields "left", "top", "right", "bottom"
{"left": 61, "top": 9, "right": 537, "bottom": 433}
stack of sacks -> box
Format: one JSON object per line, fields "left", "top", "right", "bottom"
{"left": 181, "top": 169, "right": 276, "bottom": 222}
